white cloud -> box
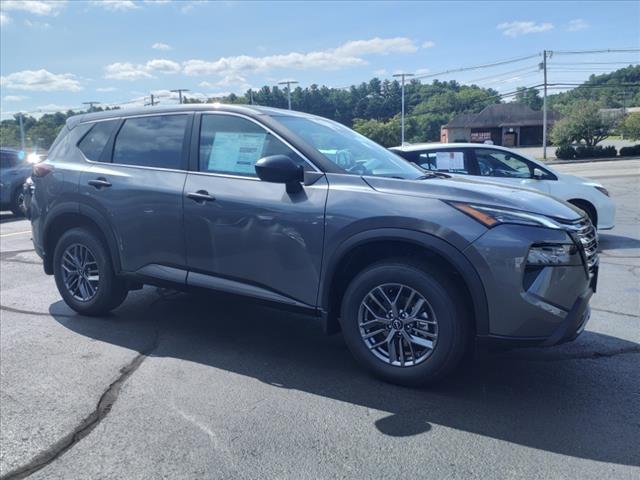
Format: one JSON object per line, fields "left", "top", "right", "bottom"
{"left": 567, "top": 19, "right": 589, "bottom": 32}
{"left": 373, "top": 69, "right": 387, "bottom": 76}
{"left": 96, "top": 87, "right": 118, "bottom": 92}
{"left": 497, "top": 21, "right": 554, "bottom": 37}
{"left": 0, "top": 69, "right": 82, "bottom": 92}
{"left": 183, "top": 37, "right": 418, "bottom": 76}
{"left": 415, "top": 68, "right": 430, "bottom": 75}
{"left": 1, "top": 1, "right": 66, "bottom": 16}
{"left": 24, "top": 19, "right": 51, "bottom": 28}
{"left": 422, "top": 40, "right": 436, "bottom": 49}
{"left": 0, "top": 13, "right": 10, "bottom": 25}
{"left": 91, "top": 1, "right": 140, "bottom": 11}
{"left": 3, "top": 95, "right": 28, "bottom": 102}
{"left": 104, "top": 58, "right": 180, "bottom": 80}
{"left": 152, "top": 42, "right": 172, "bottom": 51}
{"left": 145, "top": 59, "right": 181, "bottom": 73}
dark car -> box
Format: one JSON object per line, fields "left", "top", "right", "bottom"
{"left": 0, "top": 147, "right": 32, "bottom": 216}
{"left": 27, "top": 105, "right": 598, "bottom": 386}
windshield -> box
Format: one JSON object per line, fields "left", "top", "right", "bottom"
{"left": 276, "top": 115, "right": 423, "bottom": 179}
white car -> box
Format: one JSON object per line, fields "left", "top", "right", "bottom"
{"left": 390, "top": 143, "right": 615, "bottom": 229}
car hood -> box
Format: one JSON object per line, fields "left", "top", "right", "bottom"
{"left": 554, "top": 172, "right": 603, "bottom": 187}
{"left": 363, "top": 175, "right": 583, "bottom": 222}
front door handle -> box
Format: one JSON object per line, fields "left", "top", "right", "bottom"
{"left": 187, "top": 190, "right": 216, "bottom": 203}
{"left": 88, "top": 178, "right": 112, "bottom": 189}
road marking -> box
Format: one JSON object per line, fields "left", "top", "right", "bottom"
{"left": 0, "top": 230, "right": 31, "bottom": 238}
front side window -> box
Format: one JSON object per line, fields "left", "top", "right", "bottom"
{"left": 474, "top": 149, "right": 532, "bottom": 178}
{"left": 199, "top": 114, "right": 306, "bottom": 177}
{"left": 113, "top": 115, "right": 188, "bottom": 169}
{"left": 276, "top": 115, "right": 423, "bottom": 179}
{"left": 78, "top": 120, "right": 119, "bottom": 162}
{"left": 417, "top": 150, "right": 471, "bottom": 174}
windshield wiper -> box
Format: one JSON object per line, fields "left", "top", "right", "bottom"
{"left": 416, "top": 172, "right": 451, "bottom": 180}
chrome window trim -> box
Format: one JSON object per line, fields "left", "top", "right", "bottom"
{"left": 198, "top": 110, "right": 322, "bottom": 175}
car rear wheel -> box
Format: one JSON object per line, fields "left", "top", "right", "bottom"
{"left": 53, "top": 227, "right": 128, "bottom": 315}
{"left": 340, "top": 260, "right": 470, "bottom": 386}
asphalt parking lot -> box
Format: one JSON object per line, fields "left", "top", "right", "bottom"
{"left": 1, "top": 159, "right": 639, "bottom": 480}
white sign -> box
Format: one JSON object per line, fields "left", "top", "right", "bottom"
{"left": 208, "top": 132, "right": 267, "bottom": 174}
{"left": 436, "top": 151, "right": 464, "bottom": 171}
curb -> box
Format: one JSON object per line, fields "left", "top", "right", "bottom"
{"left": 543, "top": 156, "right": 640, "bottom": 165}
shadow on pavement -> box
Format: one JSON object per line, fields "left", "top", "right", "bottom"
{"left": 598, "top": 232, "right": 640, "bottom": 251}
{"left": 50, "top": 291, "right": 640, "bottom": 467}
{"left": 0, "top": 212, "right": 25, "bottom": 224}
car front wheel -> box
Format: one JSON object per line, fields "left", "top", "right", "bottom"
{"left": 340, "top": 260, "right": 470, "bottom": 386}
{"left": 53, "top": 227, "right": 128, "bottom": 315}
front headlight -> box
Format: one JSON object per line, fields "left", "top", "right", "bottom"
{"left": 527, "top": 244, "right": 579, "bottom": 265}
{"left": 448, "top": 202, "right": 562, "bottom": 229}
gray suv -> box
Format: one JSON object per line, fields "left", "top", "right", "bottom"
{"left": 27, "top": 105, "right": 598, "bottom": 385}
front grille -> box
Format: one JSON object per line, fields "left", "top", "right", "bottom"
{"left": 565, "top": 217, "right": 598, "bottom": 275}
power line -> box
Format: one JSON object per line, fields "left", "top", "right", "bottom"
{"left": 552, "top": 48, "right": 640, "bottom": 55}
{"left": 413, "top": 53, "right": 542, "bottom": 80}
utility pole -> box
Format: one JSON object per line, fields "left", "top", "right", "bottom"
{"left": 82, "top": 101, "right": 100, "bottom": 112}
{"left": 393, "top": 72, "right": 414, "bottom": 145}
{"left": 18, "top": 113, "right": 25, "bottom": 153}
{"left": 145, "top": 94, "right": 157, "bottom": 107}
{"left": 542, "top": 50, "right": 548, "bottom": 160}
{"left": 249, "top": 89, "right": 254, "bottom": 105}
{"left": 278, "top": 80, "right": 298, "bottom": 110}
{"left": 170, "top": 89, "right": 190, "bottom": 104}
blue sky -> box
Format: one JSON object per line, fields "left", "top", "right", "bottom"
{"left": 1, "top": 0, "right": 639, "bottom": 118}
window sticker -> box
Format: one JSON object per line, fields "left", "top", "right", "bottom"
{"left": 436, "top": 151, "right": 464, "bottom": 171}
{"left": 208, "top": 132, "right": 267, "bottom": 174}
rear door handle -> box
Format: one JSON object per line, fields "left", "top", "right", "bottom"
{"left": 187, "top": 190, "right": 216, "bottom": 203}
{"left": 88, "top": 178, "right": 112, "bottom": 189}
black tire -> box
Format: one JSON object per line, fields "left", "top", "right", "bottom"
{"left": 53, "top": 227, "right": 128, "bottom": 315}
{"left": 10, "top": 188, "right": 25, "bottom": 217}
{"left": 339, "top": 260, "right": 470, "bottom": 387}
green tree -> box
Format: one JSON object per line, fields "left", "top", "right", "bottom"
{"left": 619, "top": 112, "right": 640, "bottom": 140}
{"left": 551, "top": 100, "right": 615, "bottom": 146}
{"left": 514, "top": 87, "right": 542, "bottom": 110}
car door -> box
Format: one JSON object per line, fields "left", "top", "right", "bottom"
{"left": 183, "top": 112, "right": 328, "bottom": 308}
{"left": 78, "top": 113, "right": 192, "bottom": 276}
{"left": 470, "top": 148, "right": 551, "bottom": 193}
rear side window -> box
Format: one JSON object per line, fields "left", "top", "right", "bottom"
{"left": 113, "top": 115, "right": 188, "bottom": 170}
{"left": 417, "top": 150, "right": 471, "bottom": 174}
{"left": 77, "top": 120, "right": 119, "bottom": 162}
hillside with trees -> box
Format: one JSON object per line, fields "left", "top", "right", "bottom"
{"left": 1, "top": 66, "right": 638, "bottom": 151}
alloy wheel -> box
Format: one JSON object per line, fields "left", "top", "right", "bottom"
{"left": 61, "top": 243, "right": 100, "bottom": 302}
{"left": 358, "top": 283, "right": 438, "bottom": 367}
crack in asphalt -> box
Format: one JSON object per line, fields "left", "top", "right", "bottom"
{"left": 0, "top": 296, "right": 167, "bottom": 480}
{"left": 592, "top": 307, "right": 640, "bottom": 319}
{"left": 0, "top": 305, "right": 76, "bottom": 318}
{"left": 0, "top": 249, "right": 35, "bottom": 260}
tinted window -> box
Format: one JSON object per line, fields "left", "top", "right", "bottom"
{"left": 0, "top": 151, "right": 19, "bottom": 169}
{"left": 417, "top": 150, "right": 471, "bottom": 174}
{"left": 199, "top": 115, "right": 306, "bottom": 177}
{"left": 474, "top": 149, "right": 532, "bottom": 178}
{"left": 113, "top": 115, "right": 188, "bottom": 169}
{"left": 78, "top": 120, "right": 119, "bottom": 161}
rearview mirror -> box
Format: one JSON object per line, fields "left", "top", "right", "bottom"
{"left": 255, "top": 155, "right": 304, "bottom": 193}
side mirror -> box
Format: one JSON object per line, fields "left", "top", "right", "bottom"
{"left": 255, "top": 155, "right": 304, "bottom": 193}
{"left": 532, "top": 168, "right": 545, "bottom": 180}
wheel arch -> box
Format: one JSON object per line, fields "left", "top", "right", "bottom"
{"left": 43, "top": 205, "right": 121, "bottom": 275}
{"left": 319, "top": 229, "right": 489, "bottom": 336}
{"left": 567, "top": 198, "right": 597, "bottom": 227}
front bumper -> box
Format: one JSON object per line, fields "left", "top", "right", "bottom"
{"left": 465, "top": 223, "right": 596, "bottom": 346}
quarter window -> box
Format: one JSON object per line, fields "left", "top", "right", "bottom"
{"left": 77, "top": 120, "right": 119, "bottom": 162}
{"left": 199, "top": 114, "right": 306, "bottom": 177}
{"left": 113, "top": 115, "right": 188, "bottom": 169}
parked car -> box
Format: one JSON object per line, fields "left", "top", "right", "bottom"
{"left": 27, "top": 105, "right": 598, "bottom": 386}
{"left": 390, "top": 143, "right": 615, "bottom": 229}
{"left": 0, "top": 147, "right": 32, "bottom": 216}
